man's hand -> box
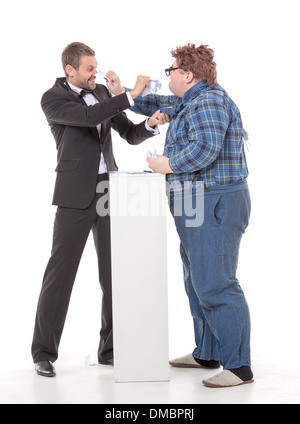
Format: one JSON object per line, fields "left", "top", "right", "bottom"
{"left": 130, "top": 75, "right": 150, "bottom": 99}
{"left": 105, "top": 72, "right": 150, "bottom": 100}
{"left": 105, "top": 70, "right": 124, "bottom": 95}
{"left": 146, "top": 155, "right": 174, "bottom": 174}
{"left": 147, "top": 110, "right": 170, "bottom": 128}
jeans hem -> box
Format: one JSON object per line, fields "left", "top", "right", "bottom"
{"left": 222, "top": 361, "right": 252, "bottom": 370}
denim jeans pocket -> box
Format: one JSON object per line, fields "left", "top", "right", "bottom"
{"left": 213, "top": 194, "right": 225, "bottom": 225}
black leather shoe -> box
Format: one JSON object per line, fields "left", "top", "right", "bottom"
{"left": 98, "top": 358, "right": 114, "bottom": 365}
{"left": 35, "top": 360, "right": 56, "bottom": 377}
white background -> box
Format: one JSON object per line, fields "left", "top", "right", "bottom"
{"left": 0, "top": 0, "right": 299, "bottom": 372}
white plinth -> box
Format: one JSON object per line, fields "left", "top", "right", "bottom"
{"left": 109, "top": 172, "right": 169, "bottom": 382}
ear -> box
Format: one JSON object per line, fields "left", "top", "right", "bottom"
{"left": 185, "top": 71, "right": 194, "bottom": 84}
{"left": 65, "top": 64, "right": 75, "bottom": 78}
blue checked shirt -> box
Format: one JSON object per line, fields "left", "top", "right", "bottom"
{"left": 129, "top": 81, "right": 248, "bottom": 188}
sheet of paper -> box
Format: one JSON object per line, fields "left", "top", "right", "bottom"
{"left": 96, "top": 69, "right": 113, "bottom": 85}
{"left": 146, "top": 144, "right": 157, "bottom": 158}
{"left": 142, "top": 78, "right": 162, "bottom": 97}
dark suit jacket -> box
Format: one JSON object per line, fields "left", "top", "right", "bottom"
{"left": 41, "top": 77, "right": 155, "bottom": 209}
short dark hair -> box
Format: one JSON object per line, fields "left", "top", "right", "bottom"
{"left": 61, "top": 42, "right": 95, "bottom": 77}
{"left": 171, "top": 43, "right": 217, "bottom": 85}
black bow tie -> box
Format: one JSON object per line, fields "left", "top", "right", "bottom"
{"left": 79, "top": 89, "right": 94, "bottom": 98}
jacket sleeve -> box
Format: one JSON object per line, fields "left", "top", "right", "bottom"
{"left": 111, "top": 111, "right": 155, "bottom": 145}
{"left": 41, "top": 90, "right": 132, "bottom": 127}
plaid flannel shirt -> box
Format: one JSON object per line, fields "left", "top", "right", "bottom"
{"left": 129, "top": 81, "right": 248, "bottom": 188}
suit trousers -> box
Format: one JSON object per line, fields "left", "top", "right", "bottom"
{"left": 31, "top": 174, "right": 113, "bottom": 364}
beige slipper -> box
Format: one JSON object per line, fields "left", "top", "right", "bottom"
{"left": 202, "top": 370, "right": 254, "bottom": 388}
{"left": 169, "top": 353, "right": 219, "bottom": 369}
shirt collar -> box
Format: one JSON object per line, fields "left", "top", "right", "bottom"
{"left": 65, "top": 80, "right": 82, "bottom": 95}
{"left": 182, "top": 80, "right": 207, "bottom": 105}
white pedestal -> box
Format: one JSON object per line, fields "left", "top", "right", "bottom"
{"left": 109, "top": 172, "right": 169, "bottom": 382}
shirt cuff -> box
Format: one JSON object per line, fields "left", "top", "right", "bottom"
{"left": 145, "top": 120, "right": 159, "bottom": 134}
{"left": 125, "top": 87, "right": 158, "bottom": 134}
{"left": 126, "top": 91, "right": 134, "bottom": 107}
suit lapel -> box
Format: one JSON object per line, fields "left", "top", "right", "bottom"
{"left": 64, "top": 80, "right": 109, "bottom": 142}
{"left": 78, "top": 86, "right": 101, "bottom": 141}
{"left": 93, "top": 85, "right": 110, "bottom": 141}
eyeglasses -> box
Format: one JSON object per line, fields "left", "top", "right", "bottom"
{"left": 164, "top": 66, "right": 183, "bottom": 76}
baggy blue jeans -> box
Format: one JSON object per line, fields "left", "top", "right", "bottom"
{"left": 168, "top": 179, "right": 251, "bottom": 369}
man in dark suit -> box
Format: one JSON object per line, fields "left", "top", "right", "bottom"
{"left": 32, "top": 42, "right": 167, "bottom": 377}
